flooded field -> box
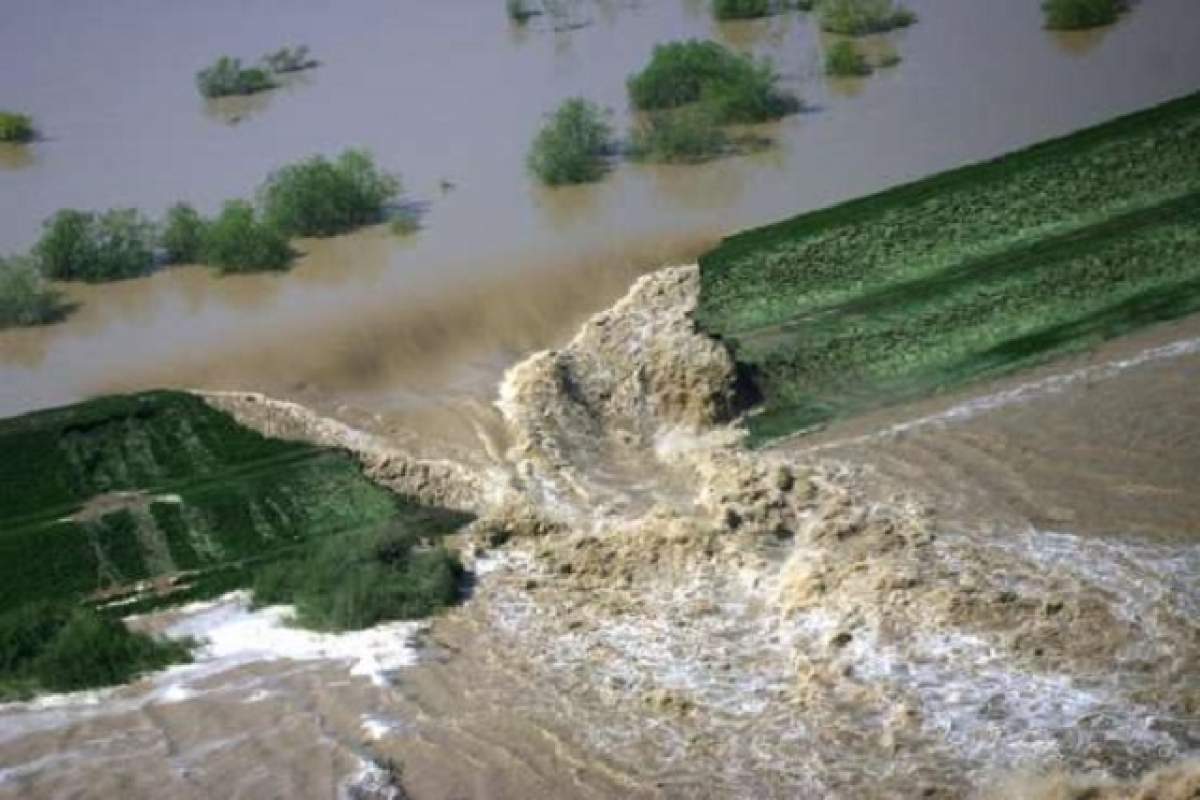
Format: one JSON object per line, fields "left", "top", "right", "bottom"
{"left": 3, "top": 0, "right": 1200, "bottom": 439}
{"left": 3, "top": 1, "right": 1200, "bottom": 798}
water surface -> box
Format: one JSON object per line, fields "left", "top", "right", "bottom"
{"left": 2, "top": 0, "right": 1199, "bottom": 437}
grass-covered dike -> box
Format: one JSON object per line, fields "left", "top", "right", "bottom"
{"left": 696, "top": 91, "right": 1200, "bottom": 445}
{"left": 0, "top": 391, "right": 471, "bottom": 699}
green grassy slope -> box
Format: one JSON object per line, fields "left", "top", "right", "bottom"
{"left": 696, "top": 91, "right": 1200, "bottom": 445}
{"left": 0, "top": 391, "right": 470, "bottom": 612}
{"left": 0, "top": 391, "right": 472, "bottom": 698}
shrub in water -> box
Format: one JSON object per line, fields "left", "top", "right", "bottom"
{"left": 259, "top": 149, "right": 401, "bottom": 237}
{"left": 629, "top": 106, "right": 730, "bottom": 163}
{"left": 35, "top": 208, "right": 156, "bottom": 282}
{"left": 0, "top": 111, "right": 34, "bottom": 143}
{"left": 713, "top": 0, "right": 771, "bottom": 19}
{"left": 527, "top": 98, "right": 614, "bottom": 186}
{"left": 262, "top": 45, "right": 318, "bottom": 73}
{"left": 33, "top": 608, "right": 191, "bottom": 693}
{"left": 196, "top": 56, "right": 277, "bottom": 98}
{"left": 0, "top": 255, "right": 63, "bottom": 328}
{"left": 626, "top": 40, "right": 797, "bottom": 123}
{"left": 506, "top": 0, "right": 541, "bottom": 22}
{"left": 201, "top": 200, "right": 293, "bottom": 273}
{"left": 160, "top": 203, "right": 207, "bottom": 264}
{"left": 1042, "top": 0, "right": 1126, "bottom": 29}
{"left": 252, "top": 525, "right": 463, "bottom": 631}
{"left": 825, "top": 39, "right": 873, "bottom": 76}
{"left": 701, "top": 57, "right": 798, "bottom": 123}
{"left": 0, "top": 602, "right": 190, "bottom": 699}
{"left": 817, "top": 0, "right": 915, "bottom": 35}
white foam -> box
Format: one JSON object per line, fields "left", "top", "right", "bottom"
{"left": 339, "top": 756, "right": 405, "bottom": 800}
{"left": 360, "top": 714, "right": 407, "bottom": 741}
{"left": 164, "top": 591, "right": 426, "bottom": 686}
{"left": 0, "top": 592, "right": 425, "bottom": 750}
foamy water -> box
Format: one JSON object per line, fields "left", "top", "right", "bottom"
{"left": 0, "top": 593, "right": 426, "bottom": 797}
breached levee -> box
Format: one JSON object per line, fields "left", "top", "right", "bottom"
{"left": 195, "top": 266, "right": 1199, "bottom": 798}
{"left": 199, "top": 389, "right": 497, "bottom": 514}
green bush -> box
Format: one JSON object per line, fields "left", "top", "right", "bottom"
{"left": 0, "top": 602, "right": 190, "bottom": 699}
{"left": 630, "top": 107, "right": 730, "bottom": 163}
{"left": 527, "top": 98, "right": 614, "bottom": 186}
{"left": 626, "top": 40, "right": 797, "bottom": 123}
{"left": 0, "top": 111, "right": 34, "bottom": 143}
{"left": 253, "top": 525, "right": 463, "bottom": 631}
{"left": 506, "top": 0, "right": 541, "bottom": 22}
{"left": 262, "top": 45, "right": 318, "bottom": 73}
{"left": 161, "top": 203, "right": 207, "bottom": 264}
{"left": 201, "top": 200, "right": 293, "bottom": 273}
{"left": 714, "top": 0, "right": 771, "bottom": 19}
{"left": 259, "top": 149, "right": 401, "bottom": 237}
{"left": 0, "top": 255, "right": 63, "bottom": 328}
{"left": 1042, "top": 0, "right": 1126, "bottom": 29}
{"left": 817, "top": 0, "right": 916, "bottom": 35}
{"left": 35, "top": 209, "right": 156, "bottom": 282}
{"left": 825, "top": 40, "right": 873, "bottom": 76}
{"left": 34, "top": 609, "right": 191, "bottom": 693}
{"left": 196, "top": 56, "right": 277, "bottom": 99}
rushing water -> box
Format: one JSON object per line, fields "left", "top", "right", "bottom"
{"left": 4, "top": 2, "right": 1200, "bottom": 798}
{"left": 3, "top": 0, "right": 1200, "bottom": 437}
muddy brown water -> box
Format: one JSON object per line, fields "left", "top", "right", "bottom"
{"left": 4, "top": 1, "right": 1200, "bottom": 798}
{"left": 792, "top": 313, "right": 1200, "bottom": 547}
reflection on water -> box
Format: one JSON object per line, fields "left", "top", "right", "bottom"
{"left": 1048, "top": 26, "right": 1114, "bottom": 56}
{"left": 531, "top": 180, "right": 604, "bottom": 227}
{"left": 714, "top": 9, "right": 798, "bottom": 49}
{"left": 1, "top": 0, "right": 1200, "bottom": 429}
{"left": 203, "top": 92, "right": 273, "bottom": 126}
{"left": 0, "top": 143, "right": 34, "bottom": 172}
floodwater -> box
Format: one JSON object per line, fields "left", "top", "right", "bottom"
{"left": 797, "top": 313, "right": 1200, "bottom": 547}
{"left": 4, "top": 1, "right": 1200, "bottom": 798}
{"left": 3, "top": 0, "right": 1200, "bottom": 444}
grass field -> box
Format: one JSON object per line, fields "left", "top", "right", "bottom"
{"left": 0, "top": 391, "right": 470, "bottom": 616}
{"left": 695, "top": 91, "right": 1200, "bottom": 445}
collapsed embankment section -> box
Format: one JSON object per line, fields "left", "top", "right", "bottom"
{"left": 199, "top": 390, "right": 496, "bottom": 515}
{"left": 200, "top": 265, "right": 1197, "bottom": 797}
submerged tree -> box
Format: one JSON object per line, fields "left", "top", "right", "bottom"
{"left": 1042, "top": 0, "right": 1128, "bottom": 29}
{"left": 527, "top": 98, "right": 614, "bottom": 185}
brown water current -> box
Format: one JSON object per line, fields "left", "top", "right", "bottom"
{"left": 3, "top": 0, "right": 1200, "bottom": 435}
{"left": 4, "top": 1, "right": 1200, "bottom": 798}
{"left": 2, "top": 267, "right": 1200, "bottom": 798}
